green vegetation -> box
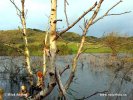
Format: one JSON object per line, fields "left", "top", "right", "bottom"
{"left": 0, "top": 29, "right": 133, "bottom": 56}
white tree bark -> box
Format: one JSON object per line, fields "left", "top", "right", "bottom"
{"left": 49, "top": 0, "right": 57, "bottom": 74}
{"left": 43, "top": 31, "right": 49, "bottom": 76}
{"left": 21, "top": 0, "right": 32, "bottom": 75}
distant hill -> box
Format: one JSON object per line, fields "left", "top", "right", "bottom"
{"left": 0, "top": 28, "right": 98, "bottom": 44}
{"left": 0, "top": 29, "right": 98, "bottom": 55}
{"left": 0, "top": 29, "right": 132, "bottom": 55}
{"left": 62, "top": 32, "right": 98, "bottom": 42}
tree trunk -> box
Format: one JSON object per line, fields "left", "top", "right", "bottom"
{"left": 49, "top": 0, "right": 57, "bottom": 71}
{"left": 49, "top": 0, "right": 57, "bottom": 87}
{"left": 21, "top": 0, "right": 32, "bottom": 75}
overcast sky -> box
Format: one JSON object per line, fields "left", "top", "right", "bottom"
{"left": 0, "top": 0, "right": 133, "bottom": 37}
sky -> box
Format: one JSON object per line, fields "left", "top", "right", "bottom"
{"left": 0, "top": 0, "right": 133, "bottom": 37}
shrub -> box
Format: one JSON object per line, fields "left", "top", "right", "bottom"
{"left": 57, "top": 44, "right": 72, "bottom": 55}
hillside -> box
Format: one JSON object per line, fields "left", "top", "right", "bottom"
{"left": 0, "top": 29, "right": 132, "bottom": 56}
{"left": 0, "top": 29, "right": 99, "bottom": 55}
{"left": 0, "top": 28, "right": 98, "bottom": 43}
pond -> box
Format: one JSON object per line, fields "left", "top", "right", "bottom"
{"left": 0, "top": 54, "right": 133, "bottom": 100}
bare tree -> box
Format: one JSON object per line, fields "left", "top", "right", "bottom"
{"left": 34, "top": 0, "right": 130, "bottom": 99}
{"left": 103, "top": 32, "right": 121, "bottom": 57}
{"left": 9, "top": 0, "right": 130, "bottom": 99}
{"left": 10, "top": 0, "right": 32, "bottom": 75}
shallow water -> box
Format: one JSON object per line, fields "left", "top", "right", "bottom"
{"left": 0, "top": 54, "right": 133, "bottom": 100}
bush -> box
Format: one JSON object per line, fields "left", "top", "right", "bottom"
{"left": 57, "top": 44, "right": 72, "bottom": 55}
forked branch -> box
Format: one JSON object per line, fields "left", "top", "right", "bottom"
{"left": 54, "top": 2, "right": 97, "bottom": 40}
{"left": 65, "top": 0, "right": 104, "bottom": 90}
{"left": 93, "top": 0, "right": 131, "bottom": 25}
{"left": 64, "top": 0, "right": 130, "bottom": 96}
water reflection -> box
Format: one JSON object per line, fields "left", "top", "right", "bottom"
{"left": 0, "top": 54, "right": 133, "bottom": 100}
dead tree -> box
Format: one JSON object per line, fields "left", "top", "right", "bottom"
{"left": 10, "top": 0, "right": 130, "bottom": 99}
{"left": 10, "top": 0, "right": 32, "bottom": 75}
{"left": 33, "top": 0, "right": 130, "bottom": 99}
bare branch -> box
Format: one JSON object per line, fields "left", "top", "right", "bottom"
{"left": 55, "top": 67, "right": 66, "bottom": 99}
{"left": 54, "top": 2, "right": 97, "bottom": 40}
{"left": 93, "top": 0, "right": 131, "bottom": 25}
{"left": 31, "top": 85, "right": 56, "bottom": 100}
{"left": 60, "top": 65, "right": 70, "bottom": 75}
{"left": 53, "top": 19, "right": 62, "bottom": 23}
{"left": 64, "top": 0, "right": 104, "bottom": 91}
{"left": 83, "top": 18, "right": 88, "bottom": 28}
{"left": 105, "top": 0, "right": 122, "bottom": 15}
{"left": 10, "top": 0, "right": 22, "bottom": 22}
{"left": 65, "top": 0, "right": 69, "bottom": 5}
{"left": 64, "top": 0, "right": 69, "bottom": 27}
{"left": 79, "top": 25, "right": 84, "bottom": 32}
{"left": 10, "top": 0, "right": 21, "bottom": 13}
{"left": 10, "top": 0, "right": 33, "bottom": 75}
{"left": 107, "top": 11, "right": 131, "bottom": 16}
